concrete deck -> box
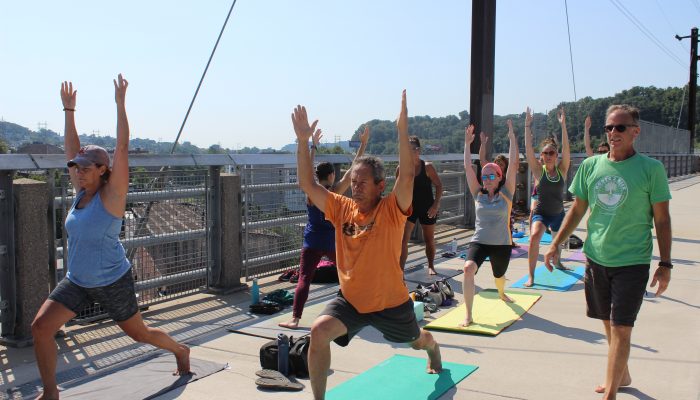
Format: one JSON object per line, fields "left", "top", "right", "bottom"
{"left": 1, "top": 174, "right": 699, "bottom": 400}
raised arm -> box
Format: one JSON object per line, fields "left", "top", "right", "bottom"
{"left": 293, "top": 105, "right": 330, "bottom": 212}
{"left": 334, "top": 125, "right": 369, "bottom": 194}
{"left": 393, "top": 90, "right": 414, "bottom": 212}
{"left": 584, "top": 115, "right": 593, "bottom": 157}
{"left": 426, "top": 162, "right": 443, "bottom": 219}
{"left": 478, "top": 132, "right": 489, "bottom": 166}
{"left": 102, "top": 74, "right": 130, "bottom": 217}
{"left": 310, "top": 128, "right": 322, "bottom": 163}
{"left": 558, "top": 107, "right": 571, "bottom": 175}
{"left": 61, "top": 81, "right": 81, "bottom": 191}
{"left": 504, "top": 119, "right": 519, "bottom": 195}
{"left": 463, "top": 124, "right": 481, "bottom": 196}
{"left": 524, "top": 107, "right": 543, "bottom": 181}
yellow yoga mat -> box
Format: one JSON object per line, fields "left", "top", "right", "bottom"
{"left": 424, "top": 289, "right": 541, "bottom": 336}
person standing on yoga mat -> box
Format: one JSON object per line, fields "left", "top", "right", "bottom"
{"left": 397, "top": 136, "right": 443, "bottom": 273}
{"left": 292, "top": 91, "right": 442, "bottom": 400}
{"left": 461, "top": 120, "right": 519, "bottom": 326}
{"left": 524, "top": 106, "right": 571, "bottom": 287}
{"left": 478, "top": 131, "right": 516, "bottom": 246}
{"left": 31, "top": 76, "right": 190, "bottom": 399}
{"left": 279, "top": 126, "right": 369, "bottom": 329}
{"left": 545, "top": 104, "right": 672, "bottom": 399}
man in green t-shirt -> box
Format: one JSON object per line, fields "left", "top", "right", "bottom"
{"left": 544, "top": 104, "right": 672, "bottom": 400}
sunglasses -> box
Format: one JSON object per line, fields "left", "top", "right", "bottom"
{"left": 541, "top": 150, "right": 556, "bottom": 156}
{"left": 482, "top": 174, "right": 498, "bottom": 181}
{"left": 604, "top": 124, "right": 638, "bottom": 133}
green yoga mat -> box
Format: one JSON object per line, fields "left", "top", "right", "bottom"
{"left": 326, "top": 354, "right": 478, "bottom": 400}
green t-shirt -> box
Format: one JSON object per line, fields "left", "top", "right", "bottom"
{"left": 569, "top": 153, "right": 671, "bottom": 267}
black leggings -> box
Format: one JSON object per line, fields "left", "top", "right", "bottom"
{"left": 465, "top": 243, "right": 512, "bottom": 278}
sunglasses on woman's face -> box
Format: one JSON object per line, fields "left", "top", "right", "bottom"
{"left": 604, "top": 124, "right": 638, "bottom": 133}
{"left": 482, "top": 174, "right": 497, "bottom": 181}
{"left": 541, "top": 150, "right": 556, "bottom": 156}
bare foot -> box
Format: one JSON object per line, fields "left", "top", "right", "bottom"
{"left": 459, "top": 317, "right": 473, "bottom": 327}
{"left": 524, "top": 278, "right": 534, "bottom": 287}
{"left": 173, "top": 345, "right": 191, "bottom": 375}
{"left": 35, "top": 389, "right": 59, "bottom": 400}
{"left": 426, "top": 341, "right": 442, "bottom": 374}
{"left": 499, "top": 293, "right": 514, "bottom": 303}
{"left": 594, "top": 373, "right": 632, "bottom": 393}
{"left": 428, "top": 267, "right": 437, "bottom": 275}
{"left": 278, "top": 318, "right": 300, "bottom": 329}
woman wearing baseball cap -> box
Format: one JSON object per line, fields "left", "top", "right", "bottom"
{"left": 31, "top": 75, "right": 190, "bottom": 399}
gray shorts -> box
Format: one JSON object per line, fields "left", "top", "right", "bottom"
{"left": 320, "top": 291, "right": 421, "bottom": 347}
{"left": 48, "top": 269, "right": 139, "bottom": 322}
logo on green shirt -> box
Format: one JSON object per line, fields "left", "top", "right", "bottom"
{"left": 593, "top": 175, "right": 628, "bottom": 213}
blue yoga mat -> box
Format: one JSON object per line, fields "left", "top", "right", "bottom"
{"left": 510, "top": 265, "right": 585, "bottom": 291}
{"left": 515, "top": 232, "right": 552, "bottom": 245}
{"left": 326, "top": 354, "right": 478, "bottom": 400}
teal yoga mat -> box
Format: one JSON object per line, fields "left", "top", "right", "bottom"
{"left": 510, "top": 265, "right": 585, "bottom": 291}
{"left": 326, "top": 354, "right": 478, "bottom": 400}
{"left": 515, "top": 232, "right": 552, "bottom": 245}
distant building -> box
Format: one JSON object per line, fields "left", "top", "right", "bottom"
{"left": 16, "top": 142, "right": 63, "bottom": 154}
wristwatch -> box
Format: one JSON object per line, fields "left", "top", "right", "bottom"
{"left": 658, "top": 261, "right": 673, "bottom": 269}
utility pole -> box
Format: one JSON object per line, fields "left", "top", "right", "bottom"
{"left": 469, "top": 0, "right": 496, "bottom": 161}
{"left": 677, "top": 27, "right": 699, "bottom": 152}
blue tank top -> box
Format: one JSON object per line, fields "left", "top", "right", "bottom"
{"left": 302, "top": 202, "right": 335, "bottom": 250}
{"left": 65, "top": 190, "right": 131, "bottom": 288}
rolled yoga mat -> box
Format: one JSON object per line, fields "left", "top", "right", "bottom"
{"left": 326, "top": 354, "right": 478, "bottom": 400}
{"left": 424, "top": 289, "right": 541, "bottom": 336}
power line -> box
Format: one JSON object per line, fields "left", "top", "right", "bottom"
{"left": 691, "top": 0, "right": 700, "bottom": 16}
{"left": 608, "top": 0, "right": 686, "bottom": 69}
{"left": 654, "top": 0, "right": 689, "bottom": 52}
{"left": 563, "top": 0, "right": 578, "bottom": 101}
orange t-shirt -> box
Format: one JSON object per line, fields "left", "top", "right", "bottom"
{"left": 324, "top": 192, "right": 411, "bottom": 313}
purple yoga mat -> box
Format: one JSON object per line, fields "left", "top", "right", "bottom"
{"left": 563, "top": 250, "right": 586, "bottom": 262}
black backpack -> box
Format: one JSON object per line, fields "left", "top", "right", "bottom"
{"left": 568, "top": 234, "right": 584, "bottom": 249}
{"left": 259, "top": 335, "right": 311, "bottom": 378}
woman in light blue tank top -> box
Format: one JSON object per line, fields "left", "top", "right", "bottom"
{"left": 524, "top": 107, "right": 571, "bottom": 287}
{"left": 461, "top": 120, "right": 519, "bottom": 327}
{"left": 32, "top": 76, "right": 190, "bottom": 399}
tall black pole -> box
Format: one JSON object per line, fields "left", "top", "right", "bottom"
{"left": 688, "top": 28, "right": 698, "bottom": 152}
{"left": 469, "top": 0, "right": 496, "bottom": 160}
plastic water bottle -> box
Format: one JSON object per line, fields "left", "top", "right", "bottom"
{"left": 450, "top": 238, "right": 458, "bottom": 254}
{"left": 520, "top": 221, "right": 526, "bottom": 234}
{"left": 251, "top": 278, "right": 260, "bottom": 305}
{"left": 277, "top": 333, "right": 290, "bottom": 376}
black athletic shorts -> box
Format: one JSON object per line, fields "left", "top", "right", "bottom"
{"left": 584, "top": 258, "right": 649, "bottom": 327}
{"left": 407, "top": 206, "right": 437, "bottom": 225}
{"left": 465, "top": 242, "right": 512, "bottom": 278}
{"left": 320, "top": 291, "right": 421, "bottom": 347}
{"left": 48, "top": 269, "right": 139, "bottom": 322}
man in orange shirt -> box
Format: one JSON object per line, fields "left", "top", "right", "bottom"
{"left": 292, "top": 91, "right": 442, "bottom": 400}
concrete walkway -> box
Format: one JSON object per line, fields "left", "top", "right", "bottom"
{"left": 2, "top": 175, "right": 699, "bottom": 399}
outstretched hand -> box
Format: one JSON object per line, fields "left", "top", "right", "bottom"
{"left": 465, "top": 125, "right": 476, "bottom": 146}
{"left": 480, "top": 131, "right": 489, "bottom": 145}
{"left": 397, "top": 90, "right": 408, "bottom": 135}
{"left": 525, "top": 107, "right": 533, "bottom": 128}
{"left": 113, "top": 74, "right": 128, "bottom": 106}
{"left": 61, "top": 81, "right": 77, "bottom": 109}
{"left": 291, "top": 105, "right": 319, "bottom": 144}
{"left": 360, "top": 125, "right": 370, "bottom": 145}
{"left": 312, "top": 129, "right": 323, "bottom": 147}
{"left": 507, "top": 119, "right": 515, "bottom": 138}
{"left": 543, "top": 245, "right": 558, "bottom": 272}
{"left": 557, "top": 107, "right": 566, "bottom": 126}
{"left": 584, "top": 115, "right": 591, "bottom": 130}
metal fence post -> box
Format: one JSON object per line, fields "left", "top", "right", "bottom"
{"left": 0, "top": 171, "right": 16, "bottom": 339}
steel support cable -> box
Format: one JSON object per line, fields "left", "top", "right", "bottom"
{"left": 608, "top": 0, "right": 686, "bottom": 69}
{"left": 677, "top": 84, "right": 687, "bottom": 129}
{"left": 563, "top": 0, "right": 578, "bottom": 101}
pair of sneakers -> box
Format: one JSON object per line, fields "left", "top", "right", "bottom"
{"left": 255, "top": 369, "right": 304, "bottom": 391}
{"left": 278, "top": 269, "right": 299, "bottom": 283}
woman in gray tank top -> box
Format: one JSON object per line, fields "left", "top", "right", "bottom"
{"left": 461, "top": 120, "right": 519, "bottom": 327}
{"left": 32, "top": 76, "right": 191, "bottom": 399}
{"left": 523, "top": 107, "right": 571, "bottom": 287}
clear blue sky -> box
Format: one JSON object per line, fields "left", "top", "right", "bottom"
{"left": 0, "top": 1, "right": 696, "bottom": 149}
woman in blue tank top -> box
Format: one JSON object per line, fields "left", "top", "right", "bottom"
{"left": 524, "top": 107, "right": 571, "bottom": 287}
{"left": 32, "top": 76, "right": 190, "bottom": 399}
{"left": 461, "top": 120, "right": 519, "bottom": 326}
{"left": 278, "top": 126, "right": 369, "bottom": 329}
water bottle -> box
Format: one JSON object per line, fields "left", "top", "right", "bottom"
{"left": 251, "top": 278, "right": 260, "bottom": 305}
{"left": 520, "top": 221, "right": 526, "bottom": 234}
{"left": 450, "top": 238, "right": 458, "bottom": 254}
{"left": 277, "top": 333, "right": 290, "bottom": 376}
